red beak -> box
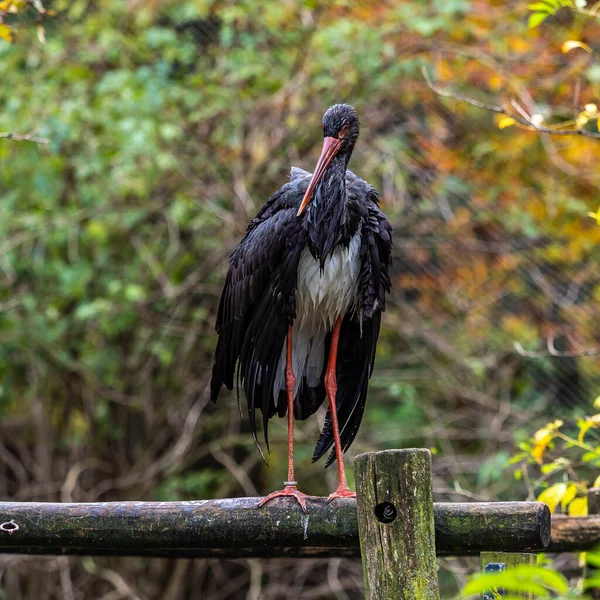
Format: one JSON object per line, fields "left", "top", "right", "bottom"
{"left": 297, "top": 136, "right": 343, "bottom": 216}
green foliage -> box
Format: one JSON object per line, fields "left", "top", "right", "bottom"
{"left": 527, "top": 0, "right": 594, "bottom": 29}
{"left": 511, "top": 404, "right": 600, "bottom": 515}
{"left": 2, "top": 0, "right": 600, "bottom": 596}
{"left": 459, "top": 564, "right": 570, "bottom": 598}
{"left": 0, "top": 0, "right": 52, "bottom": 44}
{"left": 528, "top": 1, "right": 574, "bottom": 29}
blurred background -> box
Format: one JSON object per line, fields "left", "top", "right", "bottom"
{"left": 1, "top": 0, "right": 600, "bottom": 598}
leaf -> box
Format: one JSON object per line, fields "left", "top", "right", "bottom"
{"left": 531, "top": 420, "right": 562, "bottom": 464}
{"left": 569, "top": 497, "right": 588, "bottom": 516}
{"left": 0, "top": 0, "right": 27, "bottom": 12}
{"left": 527, "top": 2, "right": 553, "bottom": 11}
{"left": 561, "top": 483, "right": 577, "bottom": 510}
{"left": 0, "top": 22, "right": 13, "bottom": 43}
{"left": 593, "top": 474, "right": 600, "bottom": 488}
{"left": 538, "top": 482, "right": 568, "bottom": 512}
{"left": 588, "top": 209, "right": 600, "bottom": 225}
{"left": 534, "top": 566, "right": 569, "bottom": 594}
{"left": 528, "top": 12, "right": 548, "bottom": 28}
{"left": 576, "top": 113, "right": 589, "bottom": 128}
{"left": 583, "top": 451, "right": 600, "bottom": 465}
{"left": 541, "top": 461, "right": 562, "bottom": 474}
{"left": 527, "top": 0, "right": 562, "bottom": 10}
{"left": 36, "top": 25, "right": 46, "bottom": 44}
{"left": 586, "top": 552, "right": 600, "bottom": 568}
{"left": 594, "top": 396, "right": 600, "bottom": 410}
{"left": 562, "top": 40, "right": 593, "bottom": 54}
{"left": 124, "top": 284, "right": 147, "bottom": 302}
{"left": 498, "top": 116, "right": 516, "bottom": 129}
{"left": 579, "top": 418, "right": 595, "bottom": 443}
{"left": 584, "top": 576, "right": 600, "bottom": 590}
{"left": 461, "top": 565, "right": 569, "bottom": 597}
{"left": 532, "top": 432, "right": 552, "bottom": 464}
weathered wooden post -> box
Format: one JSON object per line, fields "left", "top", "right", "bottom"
{"left": 355, "top": 449, "right": 440, "bottom": 600}
{"left": 588, "top": 488, "right": 600, "bottom": 515}
{"left": 587, "top": 488, "right": 600, "bottom": 600}
{"left": 480, "top": 552, "right": 536, "bottom": 600}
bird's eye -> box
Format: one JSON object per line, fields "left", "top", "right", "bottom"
{"left": 338, "top": 123, "right": 350, "bottom": 138}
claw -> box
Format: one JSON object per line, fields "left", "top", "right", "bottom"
{"left": 327, "top": 485, "right": 356, "bottom": 503}
{"left": 258, "top": 485, "right": 312, "bottom": 513}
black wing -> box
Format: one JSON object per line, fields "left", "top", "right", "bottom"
{"left": 312, "top": 175, "right": 392, "bottom": 466}
{"left": 211, "top": 179, "right": 308, "bottom": 451}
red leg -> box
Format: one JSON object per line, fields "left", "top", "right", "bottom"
{"left": 325, "top": 316, "right": 356, "bottom": 502}
{"left": 258, "top": 327, "right": 312, "bottom": 513}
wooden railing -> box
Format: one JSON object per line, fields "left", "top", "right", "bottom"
{"left": 0, "top": 449, "right": 594, "bottom": 599}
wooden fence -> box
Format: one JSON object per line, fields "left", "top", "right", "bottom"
{"left": 0, "top": 448, "right": 596, "bottom": 599}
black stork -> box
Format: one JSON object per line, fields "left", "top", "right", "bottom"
{"left": 210, "top": 104, "right": 392, "bottom": 511}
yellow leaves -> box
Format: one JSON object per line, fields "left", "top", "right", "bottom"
{"left": 0, "top": 0, "right": 27, "bottom": 44}
{"left": 574, "top": 103, "right": 600, "bottom": 130}
{"left": 561, "top": 483, "right": 578, "bottom": 510}
{"left": 0, "top": 22, "right": 12, "bottom": 42}
{"left": 538, "top": 482, "right": 587, "bottom": 515}
{"left": 523, "top": 408, "right": 600, "bottom": 520}
{"left": 532, "top": 420, "right": 563, "bottom": 464}
{"left": 578, "top": 415, "right": 600, "bottom": 443}
{"left": 488, "top": 74, "right": 502, "bottom": 91}
{"left": 589, "top": 208, "right": 600, "bottom": 225}
{"left": 497, "top": 116, "right": 516, "bottom": 129}
{"left": 493, "top": 98, "right": 600, "bottom": 137}
{"left": 576, "top": 114, "right": 589, "bottom": 128}
{"left": 434, "top": 59, "right": 454, "bottom": 83}
{"left": 0, "top": 0, "right": 27, "bottom": 12}
{"left": 0, "top": 0, "right": 52, "bottom": 44}
{"left": 538, "top": 483, "right": 568, "bottom": 512}
{"left": 562, "top": 40, "right": 593, "bottom": 54}
{"left": 569, "top": 497, "right": 588, "bottom": 516}
{"left": 532, "top": 432, "right": 553, "bottom": 464}
{"left": 579, "top": 421, "right": 594, "bottom": 443}
{"left": 508, "top": 37, "right": 531, "bottom": 54}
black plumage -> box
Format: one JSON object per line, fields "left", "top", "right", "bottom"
{"left": 211, "top": 104, "right": 392, "bottom": 498}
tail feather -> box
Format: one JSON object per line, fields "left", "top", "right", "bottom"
{"left": 312, "top": 314, "right": 376, "bottom": 465}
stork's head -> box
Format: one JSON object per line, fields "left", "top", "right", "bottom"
{"left": 322, "top": 103, "right": 360, "bottom": 154}
{"left": 297, "top": 104, "right": 360, "bottom": 216}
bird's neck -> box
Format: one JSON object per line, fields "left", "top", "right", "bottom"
{"left": 306, "top": 153, "right": 350, "bottom": 267}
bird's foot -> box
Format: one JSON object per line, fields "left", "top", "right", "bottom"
{"left": 258, "top": 483, "right": 311, "bottom": 513}
{"left": 327, "top": 485, "right": 356, "bottom": 503}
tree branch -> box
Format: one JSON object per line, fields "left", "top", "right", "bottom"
{"left": 422, "top": 66, "right": 600, "bottom": 139}
{"left": 514, "top": 340, "right": 600, "bottom": 358}
{"left": 0, "top": 131, "right": 49, "bottom": 144}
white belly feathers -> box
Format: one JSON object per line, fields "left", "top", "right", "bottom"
{"left": 295, "top": 231, "right": 362, "bottom": 335}
{"left": 272, "top": 231, "right": 362, "bottom": 399}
